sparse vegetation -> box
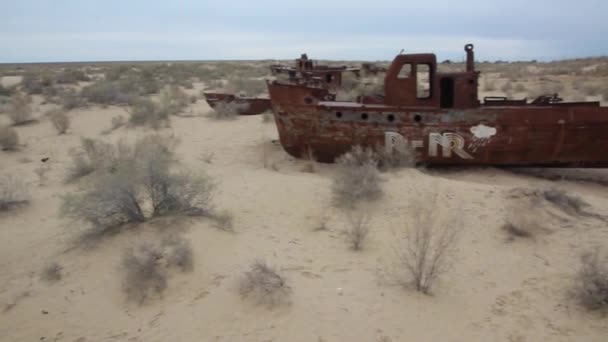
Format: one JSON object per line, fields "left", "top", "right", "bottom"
{"left": 483, "top": 78, "right": 497, "bottom": 91}
{"left": 0, "top": 84, "right": 13, "bottom": 97}
{"left": 128, "top": 97, "right": 169, "bottom": 129}
{"left": 572, "top": 248, "right": 608, "bottom": 312}
{"left": 210, "top": 210, "right": 234, "bottom": 232}
{"left": 7, "top": 92, "right": 34, "bottom": 125}
{"left": 61, "top": 135, "right": 215, "bottom": 236}
{"left": 238, "top": 260, "right": 291, "bottom": 307}
{"left": 332, "top": 146, "right": 382, "bottom": 208}
{"left": 34, "top": 164, "right": 50, "bottom": 186}
{"left": 40, "top": 262, "right": 63, "bottom": 282}
{"left": 81, "top": 80, "right": 134, "bottom": 105}
{"left": 344, "top": 211, "right": 370, "bottom": 251}
{"left": 65, "top": 137, "right": 124, "bottom": 181}
{"left": 397, "top": 202, "right": 459, "bottom": 294}
{"left": 54, "top": 68, "right": 90, "bottom": 84}
{"left": 122, "top": 243, "right": 168, "bottom": 304}
{"left": 513, "top": 83, "right": 527, "bottom": 93}
{"left": 225, "top": 77, "right": 267, "bottom": 96}
{"left": 301, "top": 147, "right": 317, "bottom": 173}
{"left": 162, "top": 236, "right": 194, "bottom": 272}
{"left": 21, "top": 71, "right": 53, "bottom": 95}
{"left": 0, "top": 126, "right": 19, "bottom": 151}
{"left": 60, "top": 89, "right": 86, "bottom": 110}
{"left": 542, "top": 188, "right": 588, "bottom": 215}
{"left": 501, "top": 204, "right": 546, "bottom": 241}
{"left": 48, "top": 109, "right": 70, "bottom": 134}
{"left": 159, "top": 85, "right": 189, "bottom": 115}
{"left": 0, "top": 174, "right": 30, "bottom": 211}
{"left": 101, "top": 115, "right": 127, "bottom": 134}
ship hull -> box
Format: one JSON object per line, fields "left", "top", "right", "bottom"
{"left": 203, "top": 92, "right": 271, "bottom": 115}
{"left": 268, "top": 83, "right": 608, "bottom": 167}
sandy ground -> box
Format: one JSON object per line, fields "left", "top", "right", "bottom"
{"left": 1, "top": 81, "right": 608, "bottom": 342}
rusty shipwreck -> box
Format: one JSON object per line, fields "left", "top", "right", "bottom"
{"left": 203, "top": 54, "right": 359, "bottom": 115}
{"left": 267, "top": 44, "right": 608, "bottom": 166}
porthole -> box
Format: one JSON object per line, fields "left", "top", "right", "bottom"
{"left": 361, "top": 113, "right": 369, "bottom": 120}
{"left": 414, "top": 114, "right": 422, "bottom": 122}
{"left": 336, "top": 111, "right": 343, "bottom": 118}
{"left": 387, "top": 114, "right": 395, "bottom": 122}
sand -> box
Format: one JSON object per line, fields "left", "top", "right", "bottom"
{"left": 1, "top": 80, "right": 608, "bottom": 342}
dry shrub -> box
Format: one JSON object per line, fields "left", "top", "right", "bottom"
{"left": 0, "top": 84, "right": 13, "bottom": 97}
{"left": 572, "top": 248, "right": 608, "bottom": 312}
{"left": 397, "top": 201, "right": 459, "bottom": 294}
{"left": 501, "top": 202, "right": 548, "bottom": 241}
{"left": 162, "top": 236, "right": 194, "bottom": 272}
{"left": 483, "top": 78, "right": 497, "bottom": 91}
{"left": 7, "top": 92, "right": 34, "bottom": 125}
{"left": 81, "top": 80, "right": 134, "bottom": 105}
{"left": 128, "top": 97, "right": 169, "bottom": 129}
{"left": 0, "top": 125, "right": 19, "bottom": 151}
{"left": 344, "top": 211, "right": 370, "bottom": 251}
{"left": 332, "top": 147, "right": 382, "bottom": 208}
{"left": 513, "top": 83, "right": 527, "bottom": 93}
{"left": 122, "top": 243, "right": 167, "bottom": 304}
{"left": 55, "top": 68, "right": 90, "bottom": 84}
{"left": 40, "top": 262, "right": 63, "bottom": 282}
{"left": 0, "top": 174, "right": 30, "bottom": 211}
{"left": 225, "top": 77, "right": 267, "bottom": 96}
{"left": 66, "top": 137, "right": 126, "bottom": 181}
{"left": 159, "top": 85, "right": 189, "bottom": 116}
{"left": 60, "top": 89, "right": 86, "bottom": 110}
{"left": 61, "top": 170, "right": 146, "bottom": 233}
{"left": 601, "top": 84, "right": 608, "bottom": 102}
{"left": 101, "top": 115, "right": 127, "bottom": 135}
{"left": 210, "top": 210, "right": 234, "bottom": 232}
{"left": 301, "top": 147, "right": 317, "bottom": 173}
{"left": 583, "top": 83, "right": 601, "bottom": 96}
{"left": 61, "top": 135, "right": 215, "bottom": 235}
{"left": 146, "top": 170, "right": 215, "bottom": 217}
{"left": 238, "top": 260, "right": 291, "bottom": 307}
{"left": 542, "top": 188, "right": 588, "bottom": 215}
{"left": 376, "top": 144, "right": 415, "bottom": 170}
{"left": 48, "top": 109, "right": 70, "bottom": 134}
{"left": 508, "top": 187, "right": 590, "bottom": 217}
{"left": 34, "top": 164, "right": 50, "bottom": 186}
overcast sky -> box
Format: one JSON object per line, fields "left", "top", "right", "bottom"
{"left": 1, "top": 0, "right": 607, "bottom": 63}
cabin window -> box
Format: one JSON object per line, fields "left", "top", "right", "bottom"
{"left": 397, "top": 63, "right": 412, "bottom": 79}
{"left": 440, "top": 77, "right": 455, "bottom": 108}
{"left": 326, "top": 73, "right": 333, "bottom": 83}
{"left": 416, "top": 64, "right": 431, "bottom": 99}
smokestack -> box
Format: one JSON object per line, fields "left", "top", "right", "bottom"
{"left": 465, "top": 44, "right": 475, "bottom": 72}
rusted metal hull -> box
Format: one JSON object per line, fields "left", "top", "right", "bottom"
{"left": 268, "top": 83, "right": 608, "bottom": 167}
{"left": 203, "top": 92, "right": 271, "bottom": 115}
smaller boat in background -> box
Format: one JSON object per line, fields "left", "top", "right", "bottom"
{"left": 203, "top": 92, "right": 271, "bottom": 115}
{"left": 204, "top": 53, "right": 359, "bottom": 116}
